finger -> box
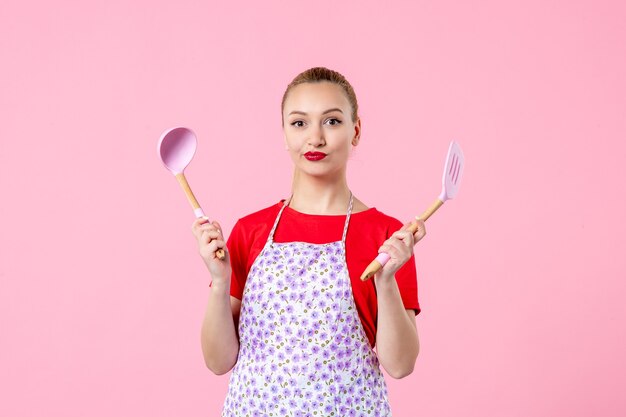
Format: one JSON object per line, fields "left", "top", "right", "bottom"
{"left": 391, "top": 230, "right": 414, "bottom": 247}
{"left": 379, "top": 239, "right": 405, "bottom": 254}
{"left": 401, "top": 220, "right": 414, "bottom": 230}
{"left": 379, "top": 243, "right": 402, "bottom": 260}
{"left": 192, "top": 217, "right": 212, "bottom": 234}
{"left": 413, "top": 219, "right": 426, "bottom": 242}
{"left": 206, "top": 239, "right": 227, "bottom": 258}
{"left": 379, "top": 239, "right": 395, "bottom": 254}
{"left": 378, "top": 244, "right": 394, "bottom": 255}
{"left": 212, "top": 223, "right": 224, "bottom": 238}
{"left": 199, "top": 226, "right": 219, "bottom": 235}
{"left": 392, "top": 229, "right": 413, "bottom": 240}
{"left": 388, "top": 237, "right": 412, "bottom": 257}
{"left": 198, "top": 220, "right": 223, "bottom": 237}
{"left": 207, "top": 238, "right": 225, "bottom": 249}
{"left": 196, "top": 226, "right": 213, "bottom": 240}
{"left": 202, "top": 230, "right": 222, "bottom": 241}
{"left": 200, "top": 229, "right": 221, "bottom": 244}
{"left": 201, "top": 230, "right": 218, "bottom": 246}
{"left": 192, "top": 218, "right": 207, "bottom": 235}
{"left": 408, "top": 218, "right": 422, "bottom": 233}
{"left": 194, "top": 216, "right": 210, "bottom": 227}
{"left": 198, "top": 223, "right": 220, "bottom": 234}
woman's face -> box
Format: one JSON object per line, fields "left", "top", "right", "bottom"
{"left": 282, "top": 81, "right": 360, "bottom": 179}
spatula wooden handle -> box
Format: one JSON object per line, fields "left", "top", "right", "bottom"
{"left": 360, "top": 198, "right": 444, "bottom": 281}
{"left": 417, "top": 198, "right": 444, "bottom": 223}
{"left": 175, "top": 173, "right": 225, "bottom": 260}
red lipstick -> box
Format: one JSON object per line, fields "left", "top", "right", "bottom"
{"left": 304, "top": 152, "right": 327, "bottom": 161}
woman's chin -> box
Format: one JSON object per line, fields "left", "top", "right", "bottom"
{"left": 295, "top": 166, "right": 342, "bottom": 179}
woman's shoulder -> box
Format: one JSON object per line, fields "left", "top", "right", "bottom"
{"left": 369, "top": 207, "right": 403, "bottom": 225}
{"left": 352, "top": 198, "right": 401, "bottom": 224}
{"left": 234, "top": 200, "right": 284, "bottom": 230}
{"left": 352, "top": 205, "right": 405, "bottom": 239}
{"left": 353, "top": 201, "right": 403, "bottom": 225}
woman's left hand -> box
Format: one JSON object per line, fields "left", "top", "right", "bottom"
{"left": 377, "top": 218, "right": 426, "bottom": 279}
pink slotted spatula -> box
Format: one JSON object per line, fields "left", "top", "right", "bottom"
{"left": 157, "top": 126, "right": 225, "bottom": 260}
{"left": 360, "top": 140, "right": 465, "bottom": 281}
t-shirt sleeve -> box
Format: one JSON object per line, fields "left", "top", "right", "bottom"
{"left": 226, "top": 218, "right": 249, "bottom": 300}
{"left": 387, "top": 218, "right": 421, "bottom": 315}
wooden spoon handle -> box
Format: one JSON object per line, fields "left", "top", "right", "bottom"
{"left": 175, "top": 173, "right": 202, "bottom": 210}
{"left": 175, "top": 173, "right": 225, "bottom": 260}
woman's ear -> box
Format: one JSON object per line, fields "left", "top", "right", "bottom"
{"left": 352, "top": 117, "right": 361, "bottom": 146}
{"left": 283, "top": 133, "right": 289, "bottom": 150}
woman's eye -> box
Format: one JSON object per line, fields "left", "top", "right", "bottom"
{"left": 326, "top": 118, "right": 342, "bottom": 126}
{"left": 291, "top": 121, "right": 305, "bottom": 127}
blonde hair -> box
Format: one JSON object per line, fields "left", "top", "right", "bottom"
{"left": 281, "top": 66, "right": 359, "bottom": 127}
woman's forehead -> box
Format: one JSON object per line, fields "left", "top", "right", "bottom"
{"left": 284, "top": 82, "right": 351, "bottom": 114}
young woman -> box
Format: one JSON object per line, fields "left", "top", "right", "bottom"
{"left": 193, "top": 67, "right": 426, "bottom": 416}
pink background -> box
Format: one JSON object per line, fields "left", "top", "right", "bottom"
{"left": 1, "top": 0, "right": 625, "bottom": 416}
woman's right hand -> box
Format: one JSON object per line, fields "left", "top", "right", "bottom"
{"left": 191, "top": 217, "right": 231, "bottom": 286}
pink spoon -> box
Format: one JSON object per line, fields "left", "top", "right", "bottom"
{"left": 157, "top": 126, "right": 225, "bottom": 260}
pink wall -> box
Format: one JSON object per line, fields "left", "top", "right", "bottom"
{"left": 1, "top": 1, "right": 625, "bottom": 416}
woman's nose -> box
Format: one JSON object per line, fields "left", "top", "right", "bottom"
{"left": 307, "top": 125, "right": 326, "bottom": 147}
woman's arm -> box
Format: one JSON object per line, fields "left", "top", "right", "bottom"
{"left": 200, "top": 289, "right": 241, "bottom": 375}
{"left": 373, "top": 218, "right": 425, "bottom": 379}
{"left": 192, "top": 217, "right": 241, "bottom": 375}
{"left": 374, "top": 276, "right": 419, "bottom": 379}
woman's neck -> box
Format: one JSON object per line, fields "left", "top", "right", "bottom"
{"left": 288, "top": 169, "right": 352, "bottom": 215}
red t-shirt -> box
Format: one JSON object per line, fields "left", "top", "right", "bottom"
{"left": 224, "top": 199, "right": 421, "bottom": 348}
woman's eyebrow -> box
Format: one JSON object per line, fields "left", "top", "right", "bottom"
{"left": 288, "top": 108, "right": 344, "bottom": 116}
